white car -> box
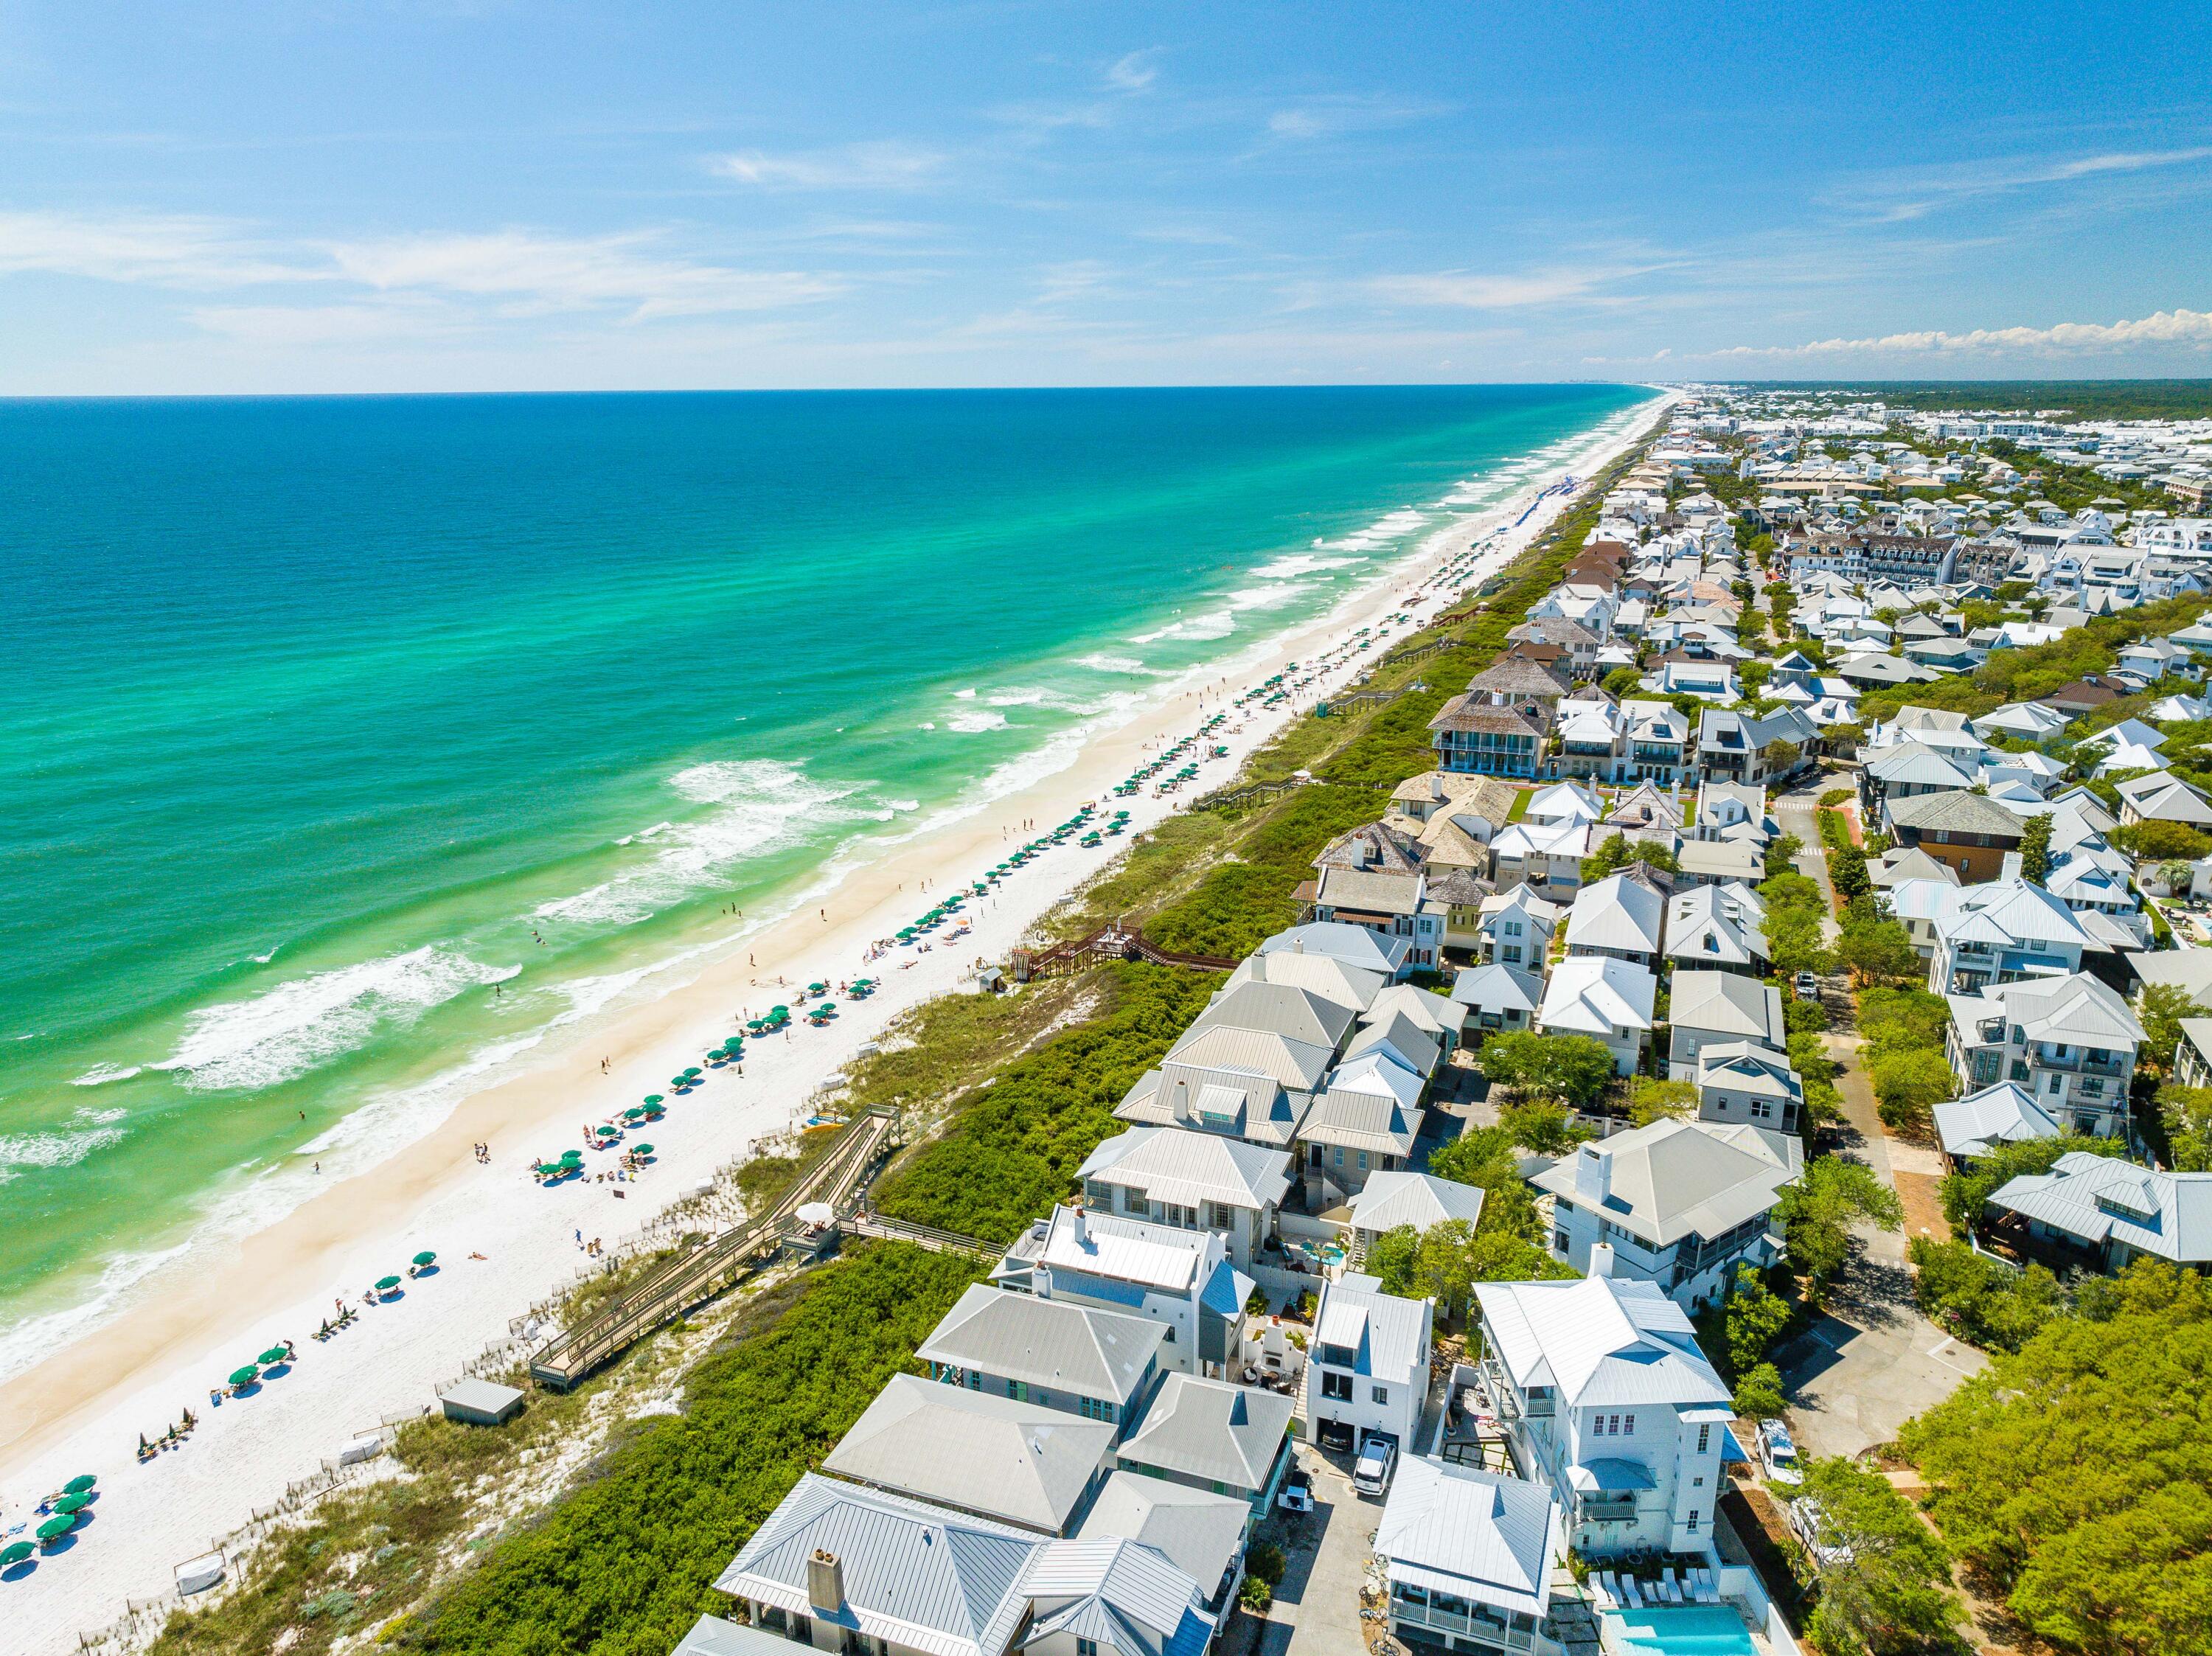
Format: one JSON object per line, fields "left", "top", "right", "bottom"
{"left": 1352, "top": 1437, "right": 1397, "bottom": 1497}
{"left": 1758, "top": 1419, "right": 1804, "bottom": 1486}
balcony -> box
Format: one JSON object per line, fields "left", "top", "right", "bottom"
{"left": 1579, "top": 1497, "right": 1638, "bottom": 1524}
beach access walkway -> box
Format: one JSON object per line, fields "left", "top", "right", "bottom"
{"left": 528, "top": 1104, "right": 900, "bottom": 1388}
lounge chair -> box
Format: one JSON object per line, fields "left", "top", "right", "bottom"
{"left": 1593, "top": 1571, "right": 1618, "bottom": 1607}
{"left": 1662, "top": 1571, "right": 1684, "bottom": 1603}
{"left": 1621, "top": 1575, "right": 1644, "bottom": 1609}
{"left": 1699, "top": 1568, "right": 1722, "bottom": 1603}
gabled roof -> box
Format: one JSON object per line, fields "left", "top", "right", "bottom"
{"left": 1037, "top": 1206, "right": 1212, "bottom": 1293}
{"left": 719, "top": 1474, "right": 1043, "bottom": 1656}
{"left": 1864, "top": 741, "right": 1979, "bottom": 790}
{"left": 1079, "top": 1127, "right": 1294, "bottom": 1214}
{"left": 1663, "top": 882, "right": 1769, "bottom": 969}
{"left": 1368, "top": 981, "right": 1467, "bottom": 1041}
{"left": 1077, "top": 1474, "right": 1248, "bottom": 1606}
{"left": 1161, "top": 1023, "right": 1334, "bottom": 1093}
{"left": 1220, "top": 950, "right": 1382, "bottom": 1016}
{"left": 1933, "top": 1082, "right": 2065, "bottom": 1162}
{"left": 1315, "top": 1271, "right": 1432, "bottom": 1381}
{"left": 1988, "top": 1152, "right": 2212, "bottom": 1264}
{"left": 918, "top": 1284, "right": 1166, "bottom": 1407}
{"left": 1669, "top": 970, "right": 1785, "bottom": 1045}
{"left": 1947, "top": 972, "right": 2148, "bottom": 1050}
{"left": 1450, "top": 961, "right": 1545, "bottom": 1015}
{"left": 1258, "top": 922, "right": 1410, "bottom": 977}
{"left": 1314, "top": 820, "right": 1428, "bottom": 876}
{"left": 824, "top": 1375, "right": 1116, "bottom": 1534}
{"left": 1531, "top": 1119, "right": 1801, "bottom": 1247}
{"left": 1375, "top": 1460, "right": 1560, "bottom": 1622}
{"left": 1020, "top": 1537, "right": 1212, "bottom": 1656}
{"left": 1472, "top": 1276, "right": 1731, "bottom": 1410}
{"left": 1303, "top": 1060, "right": 1424, "bottom": 1155}
{"left": 1567, "top": 870, "right": 1666, "bottom": 954}
{"left": 2115, "top": 773, "right": 2212, "bottom": 826}
{"left": 1888, "top": 788, "right": 2031, "bottom": 838}
{"left": 1344, "top": 1170, "right": 1488, "bottom": 1236}
{"left": 1935, "top": 878, "right": 2094, "bottom": 952}
{"left": 1526, "top": 781, "right": 1604, "bottom": 824}
{"left": 1189, "top": 980, "right": 1357, "bottom": 1050}
{"left": 1538, "top": 956, "right": 1656, "bottom": 1035}
{"left": 1315, "top": 864, "right": 1425, "bottom": 918}
{"left": 1344, "top": 1009, "right": 1441, "bottom": 1078}
{"left": 1694, "top": 1041, "right": 1804, "bottom": 1102}
{"left": 1116, "top": 1374, "right": 1294, "bottom": 1492}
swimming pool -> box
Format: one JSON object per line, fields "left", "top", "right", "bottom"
{"left": 1604, "top": 1604, "right": 1758, "bottom": 1656}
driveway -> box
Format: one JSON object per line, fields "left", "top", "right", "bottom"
{"left": 1239, "top": 1441, "right": 1382, "bottom": 1656}
{"left": 1773, "top": 1251, "right": 1986, "bottom": 1461}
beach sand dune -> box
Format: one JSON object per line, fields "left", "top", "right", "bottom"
{"left": 0, "top": 396, "right": 1671, "bottom": 1652}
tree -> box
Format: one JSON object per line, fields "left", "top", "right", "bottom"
{"left": 1601, "top": 665, "right": 1645, "bottom": 700}
{"left": 1497, "top": 1100, "right": 1593, "bottom": 1157}
{"left": 1829, "top": 843, "right": 1871, "bottom": 903}
{"left": 1795, "top": 1457, "right": 1962, "bottom": 1656}
{"left": 2157, "top": 1083, "right": 2212, "bottom": 1172}
{"left": 1475, "top": 1031, "right": 1615, "bottom": 1107}
{"left": 1629, "top": 1076, "right": 1697, "bottom": 1126}
{"left": 1866, "top": 1048, "right": 1954, "bottom": 1133}
{"left": 2112, "top": 819, "right": 2212, "bottom": 861}
{"left": 1366, "top": 1219, "right": 1572, "bottom": 1321}
{"left": 2019, "top": 812, "right": 2055, "bottom": 883}
{"left": 1581, "top": 829, "right": 1678, "bottom": 883}
{"left": 1764, "top": 831, "right": 1806, "bottom": 881}
{"left": 1427, "top": 1126, "right": 1543, "bottom": 1242}
{"left": 1762, "top": 737, "right": 1801, "bottom": 778}
{"left": 1724, "top": 1263, "right": 1794, "bottom": 1376}
{"left": 1732, "top": 1361, "right": 1787, "bottom": 1422}
{"left": 1836, "top": 911, "right": 1922, "bottom": 988}
{"left": 1907, "top": 1236, "right": 2067, "bottom": 1353}
{"left": 1778, "top": 1157, "right": 1902, "bottom": 1301}
{"left": 2136, "top": 982, "right": 2195, "bottom": 1080}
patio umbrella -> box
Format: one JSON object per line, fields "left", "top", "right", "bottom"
{"left": 257, "top": 1346, "right": 290, "bottom": 1365}
{"left": 36, "top": 1516, "right": 74, "bottom": 1542}
{"left": 227, "top": 1365, "right": 260, "bottom": 1386}
{"left": 684, "top": 1066, "right": 703, "bottom": 1077}
{"left": 624, "top": 1107, "right": 647, "bottom": 1120}
{"left": 560, "top": 1149, "right": 583, "bottom": 1162}
{"left": 669, "top": 1076, "right": 689, "bottom": 1088}
{"left": 51, "top": 1493, "right": 91, "bottom": 1515}
{"left": 644, "top": 1094, "right": 664, "bottom": 1104}
{"left": 62, "top": 1475, "right": 96, "bottom": 1495}
{"left": 1, "top": 1540, "right": 34, "bottom": 1565}
{"left": 631, "top": 1144, "right": 655, "bottom": 1156}
{"left": 412, "top": 1250, "right": 437, "bottom": 1267}
{"left": 375, "top": 1275, "right": 402, "bottom": 1291}
{"left": 807, "top": 981, "right": 827, "bottom": 993}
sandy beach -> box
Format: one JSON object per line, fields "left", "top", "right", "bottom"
{"left": 0, "top": 392, "right": 1669, "bottom": 1650}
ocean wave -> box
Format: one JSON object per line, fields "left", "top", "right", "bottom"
{"left": 1130, "top": 608, "right": 1235, "bottom": 644}
{"left": 1075, "top": 653, "right": 1166, "bottom": 677}
{"left": 884, "top": 797, "right": 920, "bottom": 811}
{"left": 72, "top": 1062, "right": 143, "bottom": 1087}
{"left": 1256, "top": 552, "right": 1361, "bottom": 580}
{"left": 953, "top": 687, "right": 978, "bottom": 700}
{"left": 540, "top": 759, "right": 866, "bottom": 927}
{"left": 0, "top": 1239, "right": 192, "bottom": 1385}
{"left": 153, "top": 944, "right": 521, "bottom": 1092}
{"left": 947, "top": 711, "right": 1010, "bottom": 733}
{"left": 1228, "top": 584, "right": 1304, "bottom": 613}
{"left": 0, "top": 1121, "right": 128, "bottom": 1183}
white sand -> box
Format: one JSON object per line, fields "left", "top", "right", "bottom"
{"left": 0, "top": 394, "right": 1670, "bottom": 1652}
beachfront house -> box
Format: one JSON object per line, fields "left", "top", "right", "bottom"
{"left": 1472, "top": 1275, "right": 1733, "bottom": 1559}
{"left": 994, "top": 1205, "right": 1251, "bottom": 1379}
{"left": 1532, "top": 1121, "right": 1801, "bottom": 1309}
{"left": 1375, "top": 1460, "right": 1563, "bottom": 1656}
{"left": 916, "top": 1284, "right": 1166, "bottom": 1442}
{"left": 1078, "top": 1126, "right": 1293, "bottom": 1271}
{"left": 1300, "top": 1271, "right": 1433, "bottom": 1458}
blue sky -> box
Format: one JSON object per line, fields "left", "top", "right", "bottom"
{"left": 2, "top": 0, "right": 2209, "bottom": 392}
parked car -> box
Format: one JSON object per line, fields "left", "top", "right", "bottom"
{"left": 1787, "top": 1494, "right": 1852, "bottom": 1567}
{"left": 1757, "top": 1418, "right": 1804, "bottom": 1486}
{"left": 1793, "top": 970, "right": 1819, "bottom": 998}
{"left": 1352, "top": 1436, "right": 1397, "bottom": 1497}
{"left": 1277, "top": 1465, "right": 1313, "bottom": 1513}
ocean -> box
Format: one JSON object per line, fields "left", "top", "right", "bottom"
{"left": 0, "top": 383, "right": 1646, "bottom": 1370}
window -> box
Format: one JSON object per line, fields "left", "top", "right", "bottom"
{"left": 1333, "top": 1147, "right": 1345, "bottom": 1167}
{"left": 1124, "top": 1186, "right": 1146, "bottom": 1214}
{"left": 1162, "top": 1324, "right": 1175, "bottom": 1343}
{"left": 1554, "top": 1231, "right": 1570, "bottom": 1253}
{"left": 1078, "top": 1640, "right": 1100, "bottom": 1656}
{"left": 1372, "top": 1385, "right": 1390, "bottom": 1405}
{"left": 1622, "top": 1413, "right": 1635, "bottom": 1435}
{"left": 1321, "top": 1370, "right": 1352, "bottom": 1402}
{"left": 1750, "top": 1099, "right": 1770, "bottom": 1119}
{"left": 1697, "top": 1423, "right": 1711, "bottom": 1453}
{"left": 1357, "top": 1151, "right": 1370, "bottom": 1172}
{"left": 1686, "top": 1510, "right": 1701, "bottom": 1534}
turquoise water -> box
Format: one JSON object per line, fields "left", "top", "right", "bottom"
{"left": 1606, "top": 1604, "right": 1759, "bottom": 1656}
{"left": 0, "top": 385, "right": 1645, "bottom": 1365}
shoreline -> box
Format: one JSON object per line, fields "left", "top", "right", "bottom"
{"left": 0, "top": 392, "right": 1671, "bottom": 1649}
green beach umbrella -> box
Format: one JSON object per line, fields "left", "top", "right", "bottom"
{"left": 36, "top": 1516, "right": 74, "bottom": 1542}
{"left": 560, "top": 1148, "right": 583, "bottom": 1161}
{"left": 625, "top": 1106, "right": 647, "bottom": 1119}
{"left": 669, "top": 1075, "right": 689, "bottom": 1087}
{"left": 644, "top": 1094, "right": 664, "bottom": 1104}
{"left": 375, "top": 1275, "right": 402, "bottom": 1291}
{"left": 1, "top": 1540, "right": 34, "bottom": 1565}
{"left": 228, "top": 1365, "right": 260, "bottom": 1386}
{"left": 771, "top": 1004, "right": 788, "bottom": 1014}
{"left": 807, "top": 981, "right": 827, "bottom": 993}
{"left": 50, "top": 1493, "right": 91, "bottom": 1515}
{"left": 413, "top": 1250, "right": 437, "bottom": 1267}
{"left": 257, "top": 1346, "right": 290, "bottom": 1365}
{"left": 62, "top": 1475, "right": 96, "bottom": 1495}
{"left": 632, "top": 1144, "right": 654, "bottom": 1155}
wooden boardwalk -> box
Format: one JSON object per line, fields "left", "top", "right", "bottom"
{"left": 1009, "top": 924, "right": 1237, "bottom": 982}
{"left": 528, "top": 1104, "right": 900, "bottom": 1389}
{"left": 839, "top": 1211, "right": 998, "bottom": 1261}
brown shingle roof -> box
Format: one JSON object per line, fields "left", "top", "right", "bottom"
{"left": 1427, "top": 695, "right": 1548, "bottom": 737}
{"left": 1464, "top": 658, "right": 1571, "bottom": 699}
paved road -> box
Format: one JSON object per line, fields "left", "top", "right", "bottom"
{"left": 1239, "top": 1441, "right": 1380, "bottom": 1656}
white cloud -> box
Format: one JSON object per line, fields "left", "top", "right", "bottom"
{"left": 1832, "top": 145, "right": 2212, "bottom": 220}
{"left": 325, "top": 231, "right": 837, "bottom": 319}
{"left": 0, "top": 209, "right": 309, "bottom": 288}
{"left": 1368, "top": 267, "right": 1627, "bottom": 310}
{"left": 1265, "top": 95, "right": 1445, "bottom": 141}
{"left": 711, "top": 141, "right": 946, "bottom": 190}
{"left": 1718, "top": 306, "right": 2212, "bottom": 358}
{"left": 1105, "top": 51, "right": 1158, "bottom": 92}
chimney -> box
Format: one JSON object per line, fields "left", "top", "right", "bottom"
{"left": 1589, "top": 1242, "right": 1616, "bottom": 1280}
{"left": 1070, "top": 1206, "right": 1088, "bottom": 1246}
{"left": 807, "top": 1549, "right": 846, "bottom": 1616}
{"left": 1573, "top": 1143, "right": 1611, "bottom": 1206}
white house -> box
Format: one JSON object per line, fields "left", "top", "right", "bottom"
{"left": 1077, "top": 1127, "right": 1293, "bottom": 1271}
{"left": 1472, "top": 1275, "right": 1734, "bottom": 1559}
{"left": 1695, "top": 1043, "right": 1805, "bottom": 1135}
{"left": 1944, "top": 974, "right": 2147, "bottom": 1139}
{"left": 1304, "top": 1271, "right": 1433, "bottom": 1457}
{"left": 1536, "top": 956, "right": 1656, "bottom": 1076}
{"left": 995, "top": 1206, "right": 1251, "bottom": 1378}
{"left": 1662, "top": 883, "right": 1767, "bottom": 977}
{"left": 1375, "top": 1461, "right": 1563, "bottom": 1656}
{"left": 1478, "top": 886, "right": 1563, "bottom": 970}
{"left": 1564, "top": 870, "right": 1668, "bottom": 969}
{"left": 1532, "top": 1121, "right": 1802, "bottom": 1309}
{"left": 1667, "top": 970, "right": 1787, "bottom": 1081}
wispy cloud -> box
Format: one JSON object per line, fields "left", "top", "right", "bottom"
{"left": 0, "top": 209, "right": 309, "bottom": 287}
{"left": 1265, "top": 94, "right": 1447, "bottom": 142}
{"left": 1830, "top": 145, "right": 2212, "bottom": 221}
{"left": 1104, "top": 51, "right": 1158, "bottom": 93}
{"left": 710, "top": 140, "right": 947, "bottom": 190}
{"left": 1368, "top": 265, "right": 1641, "bottom": 310}
{"left": 1717, "top": 305, "right": 2212, "bottom": 358}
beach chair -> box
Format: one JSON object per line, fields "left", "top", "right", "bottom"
{"left": 1700, "top": 1568, "right": 1722, "bottom": 1602}
{"left": 1664, "top": 1571, "right": 1686, "bottom": 1603}
{"left": 1621, "top": 1575, "right": 1644, "bottom": 1609}
{"left": 1593, "top": 1571, "right": 1618, "bottom": 1607}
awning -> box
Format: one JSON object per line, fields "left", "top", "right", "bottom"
{"left": 1567, "top": 1458, "right": 1656, "bottom": 1493}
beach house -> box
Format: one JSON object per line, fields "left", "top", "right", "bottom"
{"left": 1563, "top": 870, "right": 1667, "bottom": 970}
{"left": 1983, "top": 1152, "right": 2212, "bottom": 1272}
{"left": 1374, "top": 1460, "right": 1563, "bottom": 1656}
{"left": 1300, "top": 1271, "right": 1433, "bottom": 1458}
{"left": 1078, "top": 1127, "right": 1293, "bottom": 1271}
{"left": 1944, "top": 974, "right": 2146, "bottom": 1138}
{"left": 1114, "top": 1371, "right": 1296, "bottom": 1515}
{"left": 994, "top": 1206, "right": 1251, "bottom": 1379}
{"left": 1536, "top": 956, "right": 1655, "bottom": 1076}
{"left": 916, "top": 1284, "right": 1166, "bottom": 1440}
{"left": 1666, "top": 971, "right": 1787, "bottom": 1080}
{"left": 1662, "top": 883, "right": 1767, "bottom": 977}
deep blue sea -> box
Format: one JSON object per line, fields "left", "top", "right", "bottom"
{"left": 0, "top": 384, "right": 1647, "bottom": 1365}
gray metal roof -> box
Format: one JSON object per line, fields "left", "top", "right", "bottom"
{"left": 1531, "top": 1118, "right": 1801, "bottom": 1248}
{"left": 717, "top": 1473, "right": 1043, "bottom": 1656}
{"left": 1315, "top": 1273, "right": 1431, "bottom": 1382}
{"left": 1450, "top": 961, "right": 1545, "bottom": 1015}
{"left": 1472, "top": 1276, "right": 1731, "bottom": 1410}
{"left": 1566, "top": 871, "right": 1666, "bottom": 954}
{"left": 1079, "top": 1126, "right": 1294, "bottom": 1213}
{"left": 1303, "top": 1068, "right": 1424, "bottom": 1156}
{"left": 1344, "top": 1010, "right": 1441, "bottom": 1078}
{"left": 1257, "top": 922, "right": 1411, "bottom": 977}
{"left": 917, "top": 1283, "right": 1165, "bottom": 1407}
{"left": 1076, "top": 1472, "right": 1249, "bottom": 1604}
{"left": 1374, "top": 1458, "right": 1560, "bottom": 1621}
{"left": 1675, "top": 839, "right": 1764, "bottom": 880}
{"left": 824, "top": 1374, "right": 1115, "bottom": 1534}
{"left": 674, "top": 1613, "right": 818, "bottom": 1656}
{"left": 1163, "top": 1023, "right": 1335, "bottom": 1093}
{"left": 1116, "top": 1374, "right": 1293, "bottom": 1493}
{"left": 1933, "top": 1082, "right": 2064, "bottom": 1161}
{"left": 1020, "top": 1537, "right": 1212, "bottom": 1656}
{"left": 1989, "top": 1151, "right": 2212, "bottom": 1264}
{"left": 1670, "top": 970, "right": 1785, "bottom": 1046}
{"left": 1038, "top": 1205, "right": 1213, "bottom": 1293}
{"left": 1222, "top": 950, "right": 1384, "bottom": 1015}
{"left": 1346, "top": 1171, "right": 1488, "bottom": 1236}
{"left": 1189, "top": 980, "right": 1357, "bottom": 1051}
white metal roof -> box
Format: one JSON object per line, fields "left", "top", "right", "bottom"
{"left": 1472, "top": 1276, "right": 1731, "bottom": 1410}
{"left": 1374, "top": 1458, "right": 1560, "bottom": 1621}
{"left": 917, "top": 1283, "right": 1166, "bottom": 1406}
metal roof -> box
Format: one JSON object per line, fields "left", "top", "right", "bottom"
{"left": 1566, "top": 871, "right": 1666, "bottom": 954}
{"left": 1039, "top": 1205, "right": 1214, "bottom": 1293}
{"left": 917, "top": 1283, "right": 1165, "bottom": 1407}
{"left": 1116, "top": 1374, "right": 1294, "bottom": 1493}
{"left": 1933, "top": 1082, "right": 2063, "bottom": 1161}
{"left": 675, "top": 1613, "right": 820, "bottom": 1656}
{"left": 1222, "top": 950, "right": 1383, "bottom": 1015}
{"left": 1164, "top": 1023, "right": 1335, "bottom": 1093}
{"left": 1669, "top": 970, "right": 1784, "bottom": 1045}
{"left": 717, "top": 1474, "right": 1043, "bottom": 1656}
{"left": 1076, "top": 1473, "right": 1248, "bottom": 1604}
{"left": 1472, "top": 1276, "right": 1731, "bottom": 1411}
{"left": 1315, "top": 1273, "right": 1431, "bottom": 1382}
{"left": 1537, "top": 955, "right": 1656, "bottom": 1036}
{"left": 1021, "top": 1537, "right": 1212, "bottom": 1656}
{"left": 824, "top": 1374, "right": 1116, "bottom": 1534}
{"left": 1531, "top": 1119, "right": 1800, "bottom": 1248}
{"left": 1989, "top": 1151, "right": 2212, "bottom": 1264}
{"left": 1079, "top": 1126, "right": 1294, "bottom": 1214}
{"left": 1343, "top": 1011, "right": 1441, "bottom": 1078}
{"left": 1188, "top": 980, "right": 1357, "bottom": 1050}
{"left": 1258, "top": 922, "right": 1411, "bottom": 977}
{"left": 1374, "top": 1458, "right": 1559, "bottom": 1621}
{"left": 1450, "top": 961, "right": 1545, "bottom": 1016}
